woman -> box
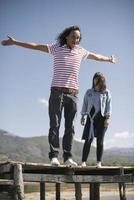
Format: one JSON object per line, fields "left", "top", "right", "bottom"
{"left": 81, "top": 72, "right": 112, "bottom": 167}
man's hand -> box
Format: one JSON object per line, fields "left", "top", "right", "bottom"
{"left": 110, "top": 55, "right": 116, "bottom": 64}
{"left": 1, "top": 36, "right": 15, "bottom": 46}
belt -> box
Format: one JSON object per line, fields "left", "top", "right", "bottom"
{"left": 51, "top": 87, "right": 79, "bottom": 95}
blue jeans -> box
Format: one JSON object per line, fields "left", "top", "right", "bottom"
{"left": 48, "top": 88, "right": 78, "bottom": 162}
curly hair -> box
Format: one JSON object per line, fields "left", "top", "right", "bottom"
{"left": 57, "top": 25, "right": 82, "bottom": 46}
{"left": 92, "top": 72, "right": 107, "bottom": 92}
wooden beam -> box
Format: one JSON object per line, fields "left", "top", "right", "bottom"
{"left": 23, "top": 174, "right": 134, "bottom": 183}
{"left": 0, "top": 163, "right": 12, "bottom": 174}
{"left": 0, "top": 179, "right": 14, "bottom": 185}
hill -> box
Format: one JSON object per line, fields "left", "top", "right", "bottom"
{"left": 0, "top": 129, "right": 134, "bottom": 166}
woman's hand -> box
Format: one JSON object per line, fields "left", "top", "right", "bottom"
{"left": 81, "top": 116, "right": 85, "bottom": 126}
{"left": 104, "top": 118, "right": 110, "bottom": 128}
{"left": 1, "top": 36, "right": 15, "bottom": 46}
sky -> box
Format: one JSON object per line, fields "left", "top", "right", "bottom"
{"left": 0, "top": 0, "right": 134, "bottom": 149}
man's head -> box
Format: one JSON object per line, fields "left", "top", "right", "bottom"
{"left": 57, "top": 25, "right": 81, "bottom": 48}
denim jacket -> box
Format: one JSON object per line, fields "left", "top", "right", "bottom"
{"left": 81, "top": 88, "right": 112, "bottom": 117}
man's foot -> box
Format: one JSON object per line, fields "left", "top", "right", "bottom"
{"left": 51, "top": 157, "right": 60, "bottom": 166}
{"left": 81, "top": 162, "right": 86, "bottom": 167}
{"left": 64, "top": 158, "right": 78, "bottom": 167}
{"left": 96, "top": 161, "right": 102, "bottom": 168}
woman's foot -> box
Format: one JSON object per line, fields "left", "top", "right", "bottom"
{"left": 96, "top": 161, "right": 102, "bottom": 168}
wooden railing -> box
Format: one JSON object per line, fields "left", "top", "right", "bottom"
{"left": 0, "top": 161, "right": 134, "bottom": 200}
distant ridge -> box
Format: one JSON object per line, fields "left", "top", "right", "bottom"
{"left": 0, "top": 129, "right": 134, "bottom": 166}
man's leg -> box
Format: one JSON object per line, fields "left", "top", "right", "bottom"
{"left": 62, "top": 94, "right": 77, "bottom": 162}
{"left": 48, "top": 89, "right": 63, "bottom": 161}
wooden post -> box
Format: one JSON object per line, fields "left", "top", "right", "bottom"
{"left": 119, "top": 167, "right": 127, "bottom": 200}
{"left": 13, "top": 164, "right": 24, "bottom": 200}
{"left": 56, "top": 183, "right": 61, "bottom": 200}
{"left": 75, "top": 183, "right": 82, "bottom": 200}
{"left": 40, "top": 182, "right": 45, "bottom": 200}
{"left": 119, "top": 183, "right": 127, "bottom": 200}
{"left": 90, "top": 183, "right": 100, "bottom": 200}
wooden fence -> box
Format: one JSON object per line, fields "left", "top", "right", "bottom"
{"left": 0, "top": 161, "right": 134, "bottom": 200}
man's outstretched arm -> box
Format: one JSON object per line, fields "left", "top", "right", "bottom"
{"left": 1, "top": 36, "right": 49, "bottom": 53}
{"left": 87, "top": 52, "right": 116, "bottom": 63}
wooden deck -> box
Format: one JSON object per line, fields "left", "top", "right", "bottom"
{"left": 0, "top": 161, "right": 134, "bottom": 200}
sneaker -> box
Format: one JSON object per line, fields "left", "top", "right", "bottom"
{"left": 64, "top": 158, "right": 78, "bottom": 167}
{"left": 81, "top": 162, "right": 86, "bottom": 167}
{"left": 96, "top": 161, "right": 102, "bottom": 168}
{"left": 51, "top": 157, "right": 60, "bottom": 166}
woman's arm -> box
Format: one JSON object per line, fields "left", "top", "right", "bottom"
{"left": 1, "top": 36, "right": 49, "bottom": 53}
{"left": 104, "top": 90, "right": 112, "bottom": 127}
{"left": 87, "top": 52, "right": 116, "bottom": 63}
{"left": 81, "top": 92, "right": 88, "bottom": 115}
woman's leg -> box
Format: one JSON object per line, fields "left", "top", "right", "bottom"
{"left": 94, "top": 112, "right": 107, "bottom": 163}
{"left": 82, "top": 139, "right": 92, "bottom": 162}
{"left": 96, "top": 127, "right": 107, "bottom": 162}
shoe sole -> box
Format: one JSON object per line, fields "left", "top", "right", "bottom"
{"left": 51, "top": 163, "right": 60, "bottom": 166}
{"left": 65, "top": 163, "right": 78, "bottom": 167}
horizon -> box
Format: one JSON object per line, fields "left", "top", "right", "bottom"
{"left": 0, "top": 128, "right": 134, "bottom": 150}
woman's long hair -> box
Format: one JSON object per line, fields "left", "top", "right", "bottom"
{"left": 92, "top": 72, "right": 107, "bottom": 92}
{"left": 57, "top": 25, "right": 81, "bottom": 46}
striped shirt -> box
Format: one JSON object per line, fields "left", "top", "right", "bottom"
{"left": 47, "top": 43, "right": 90, "bottom": 90}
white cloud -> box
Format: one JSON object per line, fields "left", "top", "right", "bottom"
{"left": 38, "top": 98, "right": 48, "bottom": 108}
{"left": 114, "top": 131, "right": 134, "bottom": 139}
{"left": 104, "top": 131, "right": 134, "bottom": 149}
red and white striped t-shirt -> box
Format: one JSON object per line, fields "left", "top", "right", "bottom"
{"left": 47, "top": 43, "right": 90, "bottom": 90}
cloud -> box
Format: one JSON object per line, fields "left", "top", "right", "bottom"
{"left": 104, "top": 131, "right": 134, "bottom": 149}
{"left": 114, "top": 131, "right": 134, "bottom": 139}
{"left": 38, "top": 98, "right": 48, "bottom": 108}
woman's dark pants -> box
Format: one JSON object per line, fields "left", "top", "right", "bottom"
{"left": 82, "top": 113, "right": 107, "bottom": 162}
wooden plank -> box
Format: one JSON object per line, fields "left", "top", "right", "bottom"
{"left": 0, "top": 179, "right": 14, "bottom": 185}
{"left": 72, "top": 174, "right": 134, "bottom": 183}
{"left": 23, "top": 174, "right": 71, "bottom": 183}
{"left": 22, "top": 165, "right": 134, "bottom": 176}
{"left": 0, "top": 163, "right": 12, "bottom": 174}
{"left": 23, "top": 173, "right": 134, "bottom": 183}
{"left": 1, "top": 161, "right": 134, "bottom": 176}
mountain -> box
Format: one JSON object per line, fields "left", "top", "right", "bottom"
{"left": 105, "top": 147, "right": 134, "bottom": 156}
{"left": 0, "top": 129, "right": 89, "bottom": 163}
{"left": 0, "top": 129, "right": 133, "bottom": 166}
{"left": 103, "top": 147, "right": 134, "bottom": 166}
